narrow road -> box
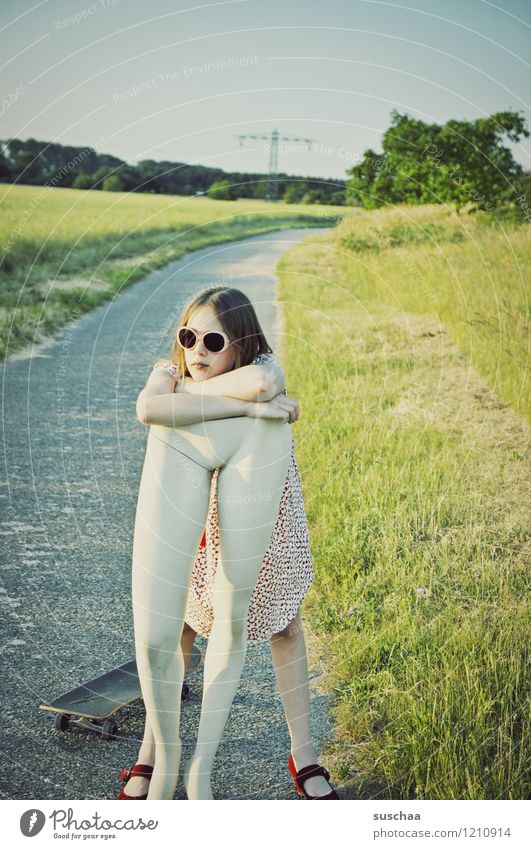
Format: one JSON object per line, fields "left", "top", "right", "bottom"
{"left": 0, "top": 227, "right": 336, "bottom": 800}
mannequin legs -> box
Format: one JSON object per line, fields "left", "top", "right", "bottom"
{"left": 132, "top": 416, "right": 292, "bottom": 799}
{"left": 125, "top": 612, "right": 332, "bottom": 799}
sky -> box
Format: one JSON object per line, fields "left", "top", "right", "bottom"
{"left": 1, "top": 0, "right": 530, "bottom": 182}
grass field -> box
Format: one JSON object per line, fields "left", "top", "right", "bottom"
{"left": 277, "top": 206, "right": 529, "bottom": 799}
{"left": 2, "top": 186, "right": 528, "bottom": 799}
{"left": 0, "top": 183, "right": 348, "bottom": 359}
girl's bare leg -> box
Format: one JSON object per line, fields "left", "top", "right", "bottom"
{"left": 133, "top": 417, "right": 292, "bottom": 800}
{"left": 270, "top": 609, "right": 334, "bottom": 797}
{"left": 183, "top": 421, "right": 293, "bottom": 798}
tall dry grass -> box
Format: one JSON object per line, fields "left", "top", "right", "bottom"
{"left": 276, "top": 209, "right": 530, "bottom": 799}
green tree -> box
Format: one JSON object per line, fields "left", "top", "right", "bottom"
{"left": 329, "top": 190, "right": 346, "bottom": 206}
{"left": 254, "top": 179, "right": 268, "bottom": 199}
{"left": 207, "top": 179, "right": 238, "bottom": 200}
{"left": 346, "top": 110, "right": 529, "bottom": 212}
{"left": 283, "top": 182, "right": 311, "bottom": 203}
{"left": 72, "top": 173, "right": 95, "bottom": 189}
{"left": 301, "top": 189, "right": 325, "bottom": 204}
{"left": 102, "top": 174, "right": 126, "bottom": 191}
{"left": 0, "top": 148, "right": 12, "bottom": 182}
{"left": 91, "top": 166, "right": 116, "bottom": 188}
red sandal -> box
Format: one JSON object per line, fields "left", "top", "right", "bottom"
{"left": 116, "top": 762, "right": 154, "bottom": 800}
{"left": 288, "top": 753, "right": 340, "bottom": 799}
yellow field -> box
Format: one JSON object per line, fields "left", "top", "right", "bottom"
{"left": 0, "top": 183, "right": 348, "bottom": 359}
{"left": 0, "top": 183, "right": 343, "bottom": 242}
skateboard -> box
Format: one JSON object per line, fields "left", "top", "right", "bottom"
{"left": 39, "top": 645, "right": 202, "bottom": 740}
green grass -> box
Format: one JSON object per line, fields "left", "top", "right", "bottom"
{"left": 4, "top": 188, "right": 528, "bottom": 798}
{"left": 0, "top": 184, "right": 348, "bottom": 359}
{"left": 277, "top": 208, "right": 530, "bottom": 799}
{"left": 334, "top": 203, "right": 529, "bottom": 419}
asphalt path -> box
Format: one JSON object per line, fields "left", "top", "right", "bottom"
{"left": 0, "top": 227, "right": 336, "bottom": 800}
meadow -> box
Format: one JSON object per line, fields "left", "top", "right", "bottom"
{"left": 277, "top": 205, "right": 529, "bottom": 799}
{"left": 2, "top": 185, "right": 528, "bottom": 799}
{"left": 0, "top": 183, "right": 346, "bottom": 359}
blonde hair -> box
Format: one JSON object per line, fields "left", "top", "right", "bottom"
{"left": 168, "top": 287, "right": 272, "bottom": 378}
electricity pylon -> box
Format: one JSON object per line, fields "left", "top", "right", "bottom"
{"left": 235, "top": 128, "right": 315, "bottom": 200}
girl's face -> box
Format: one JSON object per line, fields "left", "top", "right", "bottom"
{"left": 183, "top": 305, "right": 236, "bottom": 380}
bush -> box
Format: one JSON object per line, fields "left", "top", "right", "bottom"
{"left": 329, "top": 190, "right": 346, "bottom": 206}
{"left": 301, "top": 190, "right": 325, "bottom": 204}
{"left": 72, "top": 173, "right": 95, "bottom": 190}
{"left": 102, "top": 174, "right": 126, "bottom": 192}
{"left": 207, "top": 179, "right": 239, "bottom": 200}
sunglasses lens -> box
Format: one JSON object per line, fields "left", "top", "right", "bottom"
{"left": 178, "top": 327, "right": 196, "bottom": 349}
{"left": 204, "top": 332, "right": 226, "bottom": 353}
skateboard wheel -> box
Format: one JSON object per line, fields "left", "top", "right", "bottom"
{"left": 55, "top": 713, "right": 70, "bottom": 732}
{"left": 102, "top": 718, "right": 118, "bottom": 740}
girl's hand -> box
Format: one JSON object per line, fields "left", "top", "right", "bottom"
{"left": 246, "top": 393, "right": 299, "bottom": 424}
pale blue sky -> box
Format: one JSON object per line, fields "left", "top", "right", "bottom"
{"left": 1, "top": 0, "right": 530, "bottom": 181}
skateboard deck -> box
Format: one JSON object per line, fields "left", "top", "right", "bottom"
{"left": 39, "top": 645, "right": 202, "bottom": 738}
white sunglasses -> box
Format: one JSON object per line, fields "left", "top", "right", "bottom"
{"left": 177, "top": 325, "right": 231, "bottom": 354}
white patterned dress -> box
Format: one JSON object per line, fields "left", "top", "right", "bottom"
{"left": 152, "top": 353, "right": 314, "bottom": 641}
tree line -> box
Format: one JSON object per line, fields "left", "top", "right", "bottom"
{"left": 0, "top": 138, "right": 346, "bottom": 205}
{"left": 1, "top": 110, "right": 528, "bottom": 217}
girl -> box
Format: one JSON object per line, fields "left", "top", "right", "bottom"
{"left": 118, "top": 287, "right": 339, "bottom": 800}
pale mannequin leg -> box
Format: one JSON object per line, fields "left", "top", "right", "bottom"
{"left": 122, "top": 622, "right": 196, "bottom": 798}
{"left": 132, "top": 416, "right": 292, "bottom": 800}
{"left": 126, "top": 612, "right": 332, "bottom": 799}
{"left": 182, "top": 421, "right": 292, "bottom": 798}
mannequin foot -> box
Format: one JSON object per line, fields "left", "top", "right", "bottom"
{"left": 183, "top": 756, "right": 214, "bottom": 800}
{"left": 122, "top": 748, "right": 154, "bottom": 797}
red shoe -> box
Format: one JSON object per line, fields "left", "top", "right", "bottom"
{"left": 288, "top": 753, "right": 340, "bottom": 799}
{"left": 116, "top": 762, "right": 154, "bottom": 800}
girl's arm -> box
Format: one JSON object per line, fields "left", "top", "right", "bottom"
{"left": 182, "top": 356, "right": 286, "bottom": 402}
{"left": 136, "top": 367, "right": 252, "bottom": 426}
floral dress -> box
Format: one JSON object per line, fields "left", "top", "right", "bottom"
{"left": 152, "top": 353, "right": 314, "bottom": 641}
